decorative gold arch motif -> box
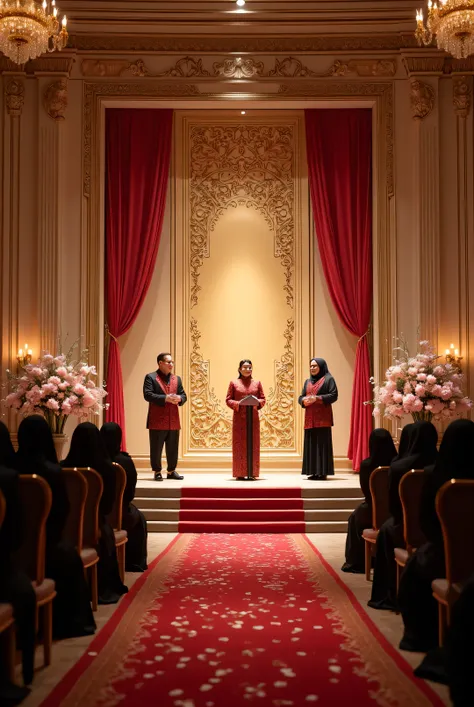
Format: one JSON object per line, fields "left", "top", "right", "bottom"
{"left": 188, "top": 121, "right": 297, "bottom": 449}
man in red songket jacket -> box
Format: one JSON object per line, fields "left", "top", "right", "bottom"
{"left": 143, "top": 352, "right": 187, "bottom": 481}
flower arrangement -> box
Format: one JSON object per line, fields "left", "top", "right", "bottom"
{"left": 368, "top": 338, "right": 472, "bottom": 422}
{"left": 4, "top": 344, "right": 108, "bottom": 433}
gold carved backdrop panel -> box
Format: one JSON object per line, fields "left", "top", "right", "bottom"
{"left": 174, "top": 112, "right": 309, "bottom": 463}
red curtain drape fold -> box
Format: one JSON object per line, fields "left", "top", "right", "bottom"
{"left": 305, "top": 109, "right": 372, "bottom": 471}
{"left": 105, "top": 108, "right": 173, "bottom": 449}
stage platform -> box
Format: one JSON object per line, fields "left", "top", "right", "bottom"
{"left": 135, "top": 472, "right": 362, "bottom": 533}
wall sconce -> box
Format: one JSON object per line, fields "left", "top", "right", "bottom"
{"left": 445, "top": 343, "right": 463, "bottom": 370}
{"left": 17, "top": 344, "right": 32, "bottom": 368}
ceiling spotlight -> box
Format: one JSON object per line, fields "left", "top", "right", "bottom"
{"left": 236, "top": 0, "right": 246, "bottom": 6}
{"left": 241, "top": 110, "right": 246, "bottom": 115}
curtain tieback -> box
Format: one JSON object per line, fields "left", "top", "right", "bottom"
{"left": 105, "top": 325, "right": 118, "bottom": 343}
{"left": 357, "top": 331, "right": 369, "bottom": 344}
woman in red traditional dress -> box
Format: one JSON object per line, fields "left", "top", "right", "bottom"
{"left": 226, "top": 360, "right": 266, "bottom": 479}
{"left": 299, "top": 358, "right": 338, "bottom": 480}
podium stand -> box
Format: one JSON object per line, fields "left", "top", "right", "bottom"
{"left": 239, "top": 395, "right": 260, "bottom": 481}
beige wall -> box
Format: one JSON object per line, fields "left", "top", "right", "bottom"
{"left": 1, "top": 50, "right": 473, "bottom": 465}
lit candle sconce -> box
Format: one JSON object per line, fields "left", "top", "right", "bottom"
{"left": 445, "top": 343, "right": 463, "bottom": 370}
{"left": 17, "top": 344, "right": 33, "bottom": 368}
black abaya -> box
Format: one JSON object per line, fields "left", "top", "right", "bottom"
{"left": 100, "top": 423, "right": 148, "bottom": 572}
{"left": 368, "top": 421, "right": 438, "bottom": 611}
{"left": 342, "top": 428, "right": 397, "bottom": 573}
{"left": 14, "top": 416, "right": 96, "bottom": 639}
{"left": 398, "top": 419, "right": 474, "bottom": 651}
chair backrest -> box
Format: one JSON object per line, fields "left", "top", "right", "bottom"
{"left": 399, "top": 469, "right": 426, "bottom": 551}
{"left": 76, "top": 467, "right": 103, "bottom": 548}
{"left": 0, "top": 489, "right": 5, "bottom": 529}
{"left": 369, "top": 466, "right": 391, "bottom": 530}
{"left": 106, "top": 462, "right": 127, "bottom": 530}
{"left": 14, "top": 475, "right": 52, "bottom": 583}
{"left": 436, "top": 479, "right": 474, "bottom": 585}
{"left": 61, "top": 468, "right": 88, "bottom": 551}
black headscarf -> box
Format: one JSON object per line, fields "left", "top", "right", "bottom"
{"left": 389, "top": 421, "right": 438, "bottom": 522}
{"left": 100, "top": 422, "right": 137, "bottom": 509}
{"left": 0, "top": 420, "right": 15, "bottom": 467}
{"left": 14, "top": 414, "right": 68, "bottom": 546}
{"left": 16, "top": 414, "right": 58, "bottom": 469}
{"left": 359, "top": 428, "right": 398, "bottom": 505}
{"left": 392, "top": 423, "right": 415, "bottom": 464}
{"left": 63, "top": 422, "right": 116, "bottom": 517}
{"left": 100, "top": 422, "right": 122, "bottom": 460}
{"left": 310, "top": 358, "right": 329, "bottom": 382}
{"left": 420, "top": 419, "right": 474, "bottom": 544}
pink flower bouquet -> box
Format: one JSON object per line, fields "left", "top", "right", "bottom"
{"left": 4, "top": 347, "right": 108, "bottom": 433}
{"left": 368, "top": 339, "right": 472, "bottom": 423}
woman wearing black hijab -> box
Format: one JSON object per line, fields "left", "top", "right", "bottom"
{"left": 100, "top": 422, "right": 148, "bottom": 572}
{"left": 398, "top": 418, "right": 474, "bottom": 652}
{"left": 0, "top": 421, "right": 36, "bottom": 697}
{"left": 14, "top": 415, "right": 96, "bottom": 640}
{"left": 62, "top": 422, "right": 128, "bottom": 604}
{"left": 368, "top": 421, "right": 438, "bottom": 611}
{"left": 299, "top": 358, "right": 338, "bottom": 479}
{"left": 341, "top": 428, "right": 397, "bottom": 573}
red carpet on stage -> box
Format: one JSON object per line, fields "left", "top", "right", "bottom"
{"left": 41, "top": 534, "right": 443, "bottom": 707}
{"left": 178, "top": 487, "right": 306, "bottom": 532}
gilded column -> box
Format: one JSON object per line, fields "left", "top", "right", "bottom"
{"left": 1, "top": 77, "right": 24, "bottom": 424}
{"left": 409, "top": 77, "right": 440, "bottom": 349}
{"left": 453, "top": 76, "right": 473, "bottom": 408}
{"left": 37, "top": 76, "right": 68, "bottom": 354}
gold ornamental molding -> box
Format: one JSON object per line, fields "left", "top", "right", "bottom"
{"left": 43, "top": 79, "right": 68, "bottom": 121}
{"left": 4, "top": 78, "right": 25, "bottom": 116}
{"left": 69, "top": 33, "right": 417, "bottom": 54}
{"left": 187, "top": 121, "right": 297, "bottom": 449}
{"left": 80, "top": 56, "right": 397, "bottom": 80}
{"left": 409, "top": 79, "right": 436, "bottom": 120}
{"left": 453, "top": 75, "right": 472, "bottom": 117}
{"left": 0, "top": 54, "right": 75, "bottom": 76}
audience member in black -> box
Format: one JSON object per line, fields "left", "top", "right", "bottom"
{"left": 368, "top": 421, "right": 438, "bottom": 611}
{"left": 14, "top": 415, "right": 95, "bottom": 640}
{"left": 446, "top": 572, "right": 474, "bottom": 706}
{"left": 398, "top": 418, "right": 474, "bottom": 652}
{"left": 62, "top": 422, "right": 128, "bottom": 603}
{"left": 100, "top": 422, "right": 148, "bottom": 572}
{"left": 342, "top": 428, "right": 397, "bottom": 573}
{"left": 0, "top": 422, "right": 35, "bottom": 701}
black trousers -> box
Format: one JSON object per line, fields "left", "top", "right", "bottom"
{"left": 149, "top": 429, "right": 179, "bottom": 472}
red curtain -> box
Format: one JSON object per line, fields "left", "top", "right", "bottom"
{"left": 105, "top": 108, "right": 173, "bottom": 449}
{"left": 305, "top": 109, "right": 372, "bottom": 471}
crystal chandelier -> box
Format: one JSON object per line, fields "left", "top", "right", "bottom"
{"left": 0, "top": 0, "right": 68, "bottom": 65}
{"left": 416, "top": 0, "right": 474, "bottom": 58}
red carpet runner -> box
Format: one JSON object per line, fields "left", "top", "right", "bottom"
{"left": 41, "top": 534, "right": 443, "bottom": 707}
{"left": 178, "top": 487, "right": 306, "bottom": 533}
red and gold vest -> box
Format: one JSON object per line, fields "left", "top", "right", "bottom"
{"left": 304, "top": 377, "right": 334, "bottom": 430}
{"left": 147, "top": 374, "right": 181, "bottom": 431}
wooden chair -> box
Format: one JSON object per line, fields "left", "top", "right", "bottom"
{"left": 362, "top": 466, "right": 391, "bottom": 581}
{"left": 79, "top": 468, "right": 103, "bottom": 611}
{"left": 107, "top": 462, "right": 128, "bottom": 583}
{"left": 15, "top": 475, "right": 56, "bottom": 667}
{"left": 0, "top": 489, "right": 16, "bottom": 682}
{"left": 432, "top": 479, "right": 474, "bottom": 646}
{"left": 394, "top": 469, "right": 426, "bottom": 593}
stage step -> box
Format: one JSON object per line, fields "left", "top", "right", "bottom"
{"left": 135, "top": 483, "right": 362, "bottom": 532}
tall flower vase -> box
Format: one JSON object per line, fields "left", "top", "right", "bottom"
{"left": 411, "top": 411, "right": 433, "bottom": 423}
{"left": 52, "top": 433, "right": 68, "bottom": 461}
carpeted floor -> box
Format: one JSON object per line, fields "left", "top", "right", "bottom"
{"left": 40, "top": 534, "right": 444, "bottom": 707}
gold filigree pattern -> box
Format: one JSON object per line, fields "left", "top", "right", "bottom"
{"left": 189, "top": 317, "right": 232, "bottom": 448}
{"left": 189, "top": 124, "right": 294, "bottom": 307}
{"left": 259, "top": 319, "right": 295, "bottom": 448}
{"left": 188, "top": 121, "right": 297, "bottom": 449}
{"left": 212, "top": 57, "right": 265, "bottom": 78}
